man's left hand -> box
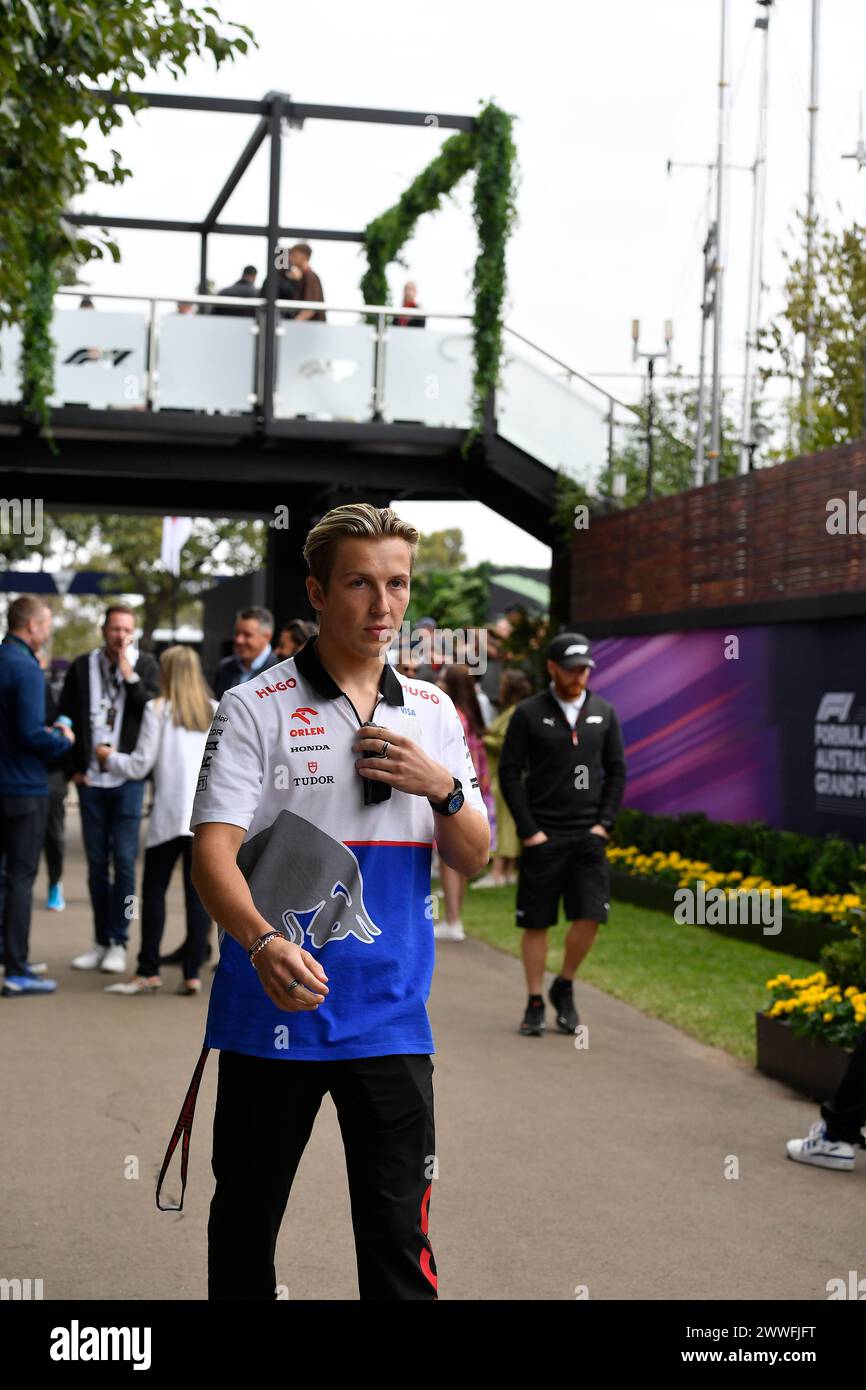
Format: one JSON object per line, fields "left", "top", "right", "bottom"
{"left": 353, "top": 724, "right": 453, "bottom": 802}
{"left": 589, "top": 823, "right": 610, "bottom": 839}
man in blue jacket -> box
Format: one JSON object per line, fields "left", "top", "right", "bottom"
{"left": 0, "top": 596, "right": 75, "bottom": 996}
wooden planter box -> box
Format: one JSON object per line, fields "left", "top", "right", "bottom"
{"left": 755, "top": 1012, "right": 852, "bottom": 1102}
{"left": 609, "top": 867, "right": 851, "bottom": 961}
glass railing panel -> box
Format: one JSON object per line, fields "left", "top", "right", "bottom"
{"left": 0, "top": 324, "right": 22, "bottom": 403}
{"left": 49, "top": 308, "right": 149, "bottom": 408}
{"left": 498, "top": 349, "right": 611, "bottom": 490}
{"left": 382, "top": 327, "right": 473, "bottom": 427}
{"left": 273, "top": 322, "right": 375, "bottom": 421}
{"left": 155, "top": 313, "right": 257, "bottom": 414}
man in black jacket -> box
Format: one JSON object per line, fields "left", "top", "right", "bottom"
{"left": 499, "top": 633, "right": 627, "bottom": 1037}
{"left": 58, "top": 605, "right": 160, "bottom": 974}
{"left": 211, "top": 265, "right": 259, "bottom": 317}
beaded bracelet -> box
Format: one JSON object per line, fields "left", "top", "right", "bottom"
{"left": 248, "top": 931, "right": 281, "bottom": 967}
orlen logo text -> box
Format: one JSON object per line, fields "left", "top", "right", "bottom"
{"left": 290, "top": 706, "right": 325, "bottom": 736}
{"left": 255, "top": 678, "right": 298, "bottom": 699}
{"left": 816, "top": 693, "right": 855, "bottom": 722}
{"left": 402, "top": 684, "right": 440, "bottom": 705}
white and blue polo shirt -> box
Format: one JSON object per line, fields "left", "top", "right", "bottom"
{"left": 189, "top": 636, "right": 488, "bottom": 1061}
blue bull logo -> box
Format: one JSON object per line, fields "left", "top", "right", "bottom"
{"left": 235, "top": 810, "right": 381, "bottom": 949}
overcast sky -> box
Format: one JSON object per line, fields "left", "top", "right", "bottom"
{"left": 72, "top": 0, "right": 866, "bottom": 569}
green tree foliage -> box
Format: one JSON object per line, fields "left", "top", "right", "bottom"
{"left": 0, "top": 0, "right": 254, "bottom": 425}
{"left": 414, "top": 528, "right": 466, "bottom": 572}
{"left": 550, "top": 378, "right": 745, "bottom": 540}
{"left": 406, "top": 562, "right": 492, "bottom": 630}
{"left": 0, "top": 513, "right": 266, "bottom": 646}
{"left": 759, "top": 211, "right": 866, "bottom": 454}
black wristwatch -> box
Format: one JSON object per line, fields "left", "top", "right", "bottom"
{"left": 428, "top": 776, "right": 464, "bottom": 816}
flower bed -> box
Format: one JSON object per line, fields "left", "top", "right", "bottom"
{"left": 608, "top": 846, "right": 860, "bottom": 922}
{"left": 764, "top": 970, "right": 866, "bottom": 1049}
{"left": 607, "top": 847, "right": 856, "bottom": 960}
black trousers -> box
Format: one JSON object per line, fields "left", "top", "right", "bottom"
{"left": 139, "top": 836, "right": 210, "bottom": 980}
{"left": 821, "top": 1024, "right": 866, "bottom": 1144}
{"left": 43, "top": 772, "right": 66, "bottom": 886}
{"left": 0, "top": 795, "right": 49, "bottom": 978}
{"left": 208, "top": 1049, "right": 438, "bottom": 1301}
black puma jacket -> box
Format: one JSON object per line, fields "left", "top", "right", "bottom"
{"left": 498, "top": 687, "right": 627, "bottom": 840}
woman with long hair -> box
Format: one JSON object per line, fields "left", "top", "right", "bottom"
{"left": 95, "top": 645, "right": 217, "bottom": 995}
{"left": 434, "top": 663, "right": 495, "bottom": 941}
{"left": 476, "top": 668, "right": 534, "bottom": 887}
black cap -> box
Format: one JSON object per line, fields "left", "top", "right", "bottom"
{"left": 547, "top": 632, "right": 595, "bottom": 670}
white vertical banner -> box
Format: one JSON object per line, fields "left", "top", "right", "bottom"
{"left": 161, "top": 516, "right": 194, "bottom": 576}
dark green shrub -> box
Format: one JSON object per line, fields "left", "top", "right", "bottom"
{"left": 610, "top": 809, "right": 866, "bottom": 896}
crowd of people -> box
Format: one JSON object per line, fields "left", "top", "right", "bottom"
{"left": 0, "top": 583, "right": 621, "bottom": 1027}
{"left": 1, "top": 560, "right": 856, "bottom": 1185}
{"left": 78, "top": 244, "right": 426, "bottom": 329}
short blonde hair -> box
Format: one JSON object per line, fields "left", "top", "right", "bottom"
{"left": 303, "top": 503, "right": 419, "bottom": 591}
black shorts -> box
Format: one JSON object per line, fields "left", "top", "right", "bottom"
{"left": 515, "top": 831, "right": 611, "bottom": 930}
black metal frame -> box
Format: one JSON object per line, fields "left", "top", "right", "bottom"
{"left": 64, "top": 87, "right": 477, "bottom": 427}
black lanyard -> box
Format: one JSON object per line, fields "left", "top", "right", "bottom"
{"left": 99, "top": 653, "right": 123, "bottom": 731}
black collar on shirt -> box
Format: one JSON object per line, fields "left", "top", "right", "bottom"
{"left": 294, "top": 634, "right": 404, "bottom": 707}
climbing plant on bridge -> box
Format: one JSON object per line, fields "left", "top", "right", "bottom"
{"left": 360, "top": 101, "right": 519, "bottom": 453}
{"left": 0, "top": 0, "right": 254, "bottom": 436}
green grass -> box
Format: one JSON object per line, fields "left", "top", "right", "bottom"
{"left": 450, "top": 884, "right": 817, "bottom": 1063}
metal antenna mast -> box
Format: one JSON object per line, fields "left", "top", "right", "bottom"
{"left": 708, "top": 0, "right": 730, "bottom": 484}
{"left": 739, "top": 0, "right": 773, "bottom": 474}
{"left": 801, "top": 0, "right": 820, "bottom": 453}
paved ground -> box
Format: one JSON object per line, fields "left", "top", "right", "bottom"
{"left": 2, "top": 801, "right": 860, "bottom": 1301}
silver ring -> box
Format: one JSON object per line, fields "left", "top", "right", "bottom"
{"left": 286, "top": 979, "right": 301, "bottom": 993}
{"left": 380, "top": 740, "right": 390, "bottom": 759}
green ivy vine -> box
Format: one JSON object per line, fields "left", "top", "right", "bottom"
{"left": 21, "top": 228, "right": 60, "bottom": 451}
{"left": 360, "top": 101, "right": 518, "bottom": 453}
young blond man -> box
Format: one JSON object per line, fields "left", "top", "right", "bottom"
{"left": 181, "top": 504, "right": 489, "bottom": 1300}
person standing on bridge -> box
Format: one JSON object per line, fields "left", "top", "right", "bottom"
{"left": 282, "top": 242, "right": 326, "bottom": 323}
{"left": 212, "top": 265, "right": 259, "bottom": 317}
{"left": 160, "top": 503, "right": 489, "bottom": 1299}
{"left": 499, "top": 633, "right": 627, "bottom": 1037}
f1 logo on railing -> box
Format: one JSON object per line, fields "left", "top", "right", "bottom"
{"left": 815, "top": 693, "right": 855, "bottom": 722}
{"left": 63, "top": 349, "right": 133, "bottom": 366}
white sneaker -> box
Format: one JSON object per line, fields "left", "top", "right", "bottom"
{"left": 470, "top": 874, "right": 505, "bottom": 889}
{"left": 71, "top": 946, "right": 107, "bottom": 970}
{"left": 100, "top": 944, "right": 128, "bottom": 973}
{"left": 786, "top": 1120, "right": 855, "bottom": 1170}
{"left": 433, "top": 921, "right": 466, "bottom": 941}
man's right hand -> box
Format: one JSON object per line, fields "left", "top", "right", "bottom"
{"left": 55, "top": 724, "right": 75, "bottom": 744}
{"left": 72, "top": 771, "right": 90, "bottom": 785}
{"left": 522, "top": 831, "right": 549, "bottom": 846}
{"left": 253, "top": 937, "right": 329, "bottom": 1014}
